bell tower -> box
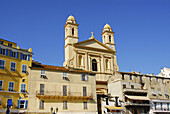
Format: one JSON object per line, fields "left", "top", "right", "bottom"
{"left": 101, "top": 24, "right": 115, "bottom": 51}
{"left": 63, "top": 15, "right": 79, "bottom": 67}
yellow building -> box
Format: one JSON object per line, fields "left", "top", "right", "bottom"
{"left": 0, "top": 38, "right": 33, "bottom": 113}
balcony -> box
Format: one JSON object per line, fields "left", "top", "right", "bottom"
{"left": 36, "top": 91, "right": 93, "bottom": 101}
{"left": 123, "top": 88, "right": 147, "bottom": 93}
{"left": 124, "top": 102, "right": 151, "bottom": 107}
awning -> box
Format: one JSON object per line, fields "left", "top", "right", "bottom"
{"left": 105, "top": 106, "right": 125, "bottom": 110}
{"left": 152, "top": 90, "right": 156, "bottom": 95}
{"left": 125, "top": 95, "right": 150, "bottom": 101}
{"left": 7, "top": 99, "right": 13, "bottom": 106}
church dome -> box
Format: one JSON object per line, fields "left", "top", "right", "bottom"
{"left": 103, "top": 24, "right": 112, "bottom": 32}
{"left": 66, "top": 15, "right": 77, "bottom": 24}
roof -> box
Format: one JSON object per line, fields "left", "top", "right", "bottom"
{"left": 31, "top": 61, "right": 94, "bottom": 74}
{"left": 118, "top": 71, "right": 170, "bottom": 79}
{"left": 0, "top": 38, "right": 17, "bottom": 44}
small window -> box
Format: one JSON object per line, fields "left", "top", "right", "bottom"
{"left": 162, "top": 79, "right": 165, "bottom": 84}
{"left": 160, "top": 103, "right": 163, "bottom": 110}
{"left": 0, "top": 60, "right": 5, "bottom": 69}
{"left": 18, "top": 100, "right": 28, "bottom": 109}
{"left": 63, "top": 72, "right": 67, "bottom": 80}
{"left": 130, "top": 75, "right": 132, "bottom": 80}
{"left": 131, "top": 85, "right": 134, "bottom": 89}
{"left": 63, "top": 85, "right": 67, "bottom": 96}
{"left": 122, "top": 74, "right": 124, "bottom": 80}
{"left": 105, "top": 59, "right": 110, "bottom": 70}
{"left": 21, "top": 84, "right": 26, "bottom": 93}
{"left": 109, "top": 35, "right": 111, "bottom": 42}
{"left": 81, "top": 74, "right": 88, "bottom": 81}
{"left": 156, "top": 78, "right": 159, "bottom": 82}
{"left": 83, "top": 102, "right": 87, "bottom": 109}
{"left": 63, "top": 101, "right": 67, "bottom": 109}
{"left": 79, "top": 55, "right": 83, "bottom": 66}
{"left": 22, "top": 79, "right": 25, "bottom": 82}
{"left": 0, "top": 80, "right": 3, "bottom": 90}
{"left": 23, "top": 54, "right": 28, "bottom": 60}
{"left": 83, "top": 86, "right": 87, "bottom": 96}
{"left": 0, "top": 48, "right": 6, "bottom": 55}
{"left": 0, "top": 41, "right": 3, "bottom": 44}
{"left": 167, "top": 103, "right": 169, "bottom": 111}
{"left": 8, "top": 43, "right": 12, "bottom": 47}
{"left": 41, "top": 70, "right": 46, "bottom": 78}
{"left": 154, "top": 103, "right": 157, "bottom": 110}
{"left": 150, "top": 77, "right": 152, "bottom": 82}
{"left": 10, "top": 62, "right": 16, "bottom": 71}
{"left": 92, "top": 59, "right": 97, "bottom": 71}
{"left": 123, "top": 84, "right": 126, "bottom": 89}
{"left": 72, "top": 28, "right": 74, "bottom": 35}
{"left": 158, "top": 89, "right": 162, "bottom": 96}
{"left": 140, "top": 76, "right": 142, "bottom": 83}
{"left": 39, "top": 100, "right": 44, "bottom": 109}
{"left": 11, "top": 51, "right": 17, "bottom": 58}
{"left": 8, "top": 82, "right": 14, "bottom": 91}
{"left": 22, "top": 65, "right": 27, "bottom": 73}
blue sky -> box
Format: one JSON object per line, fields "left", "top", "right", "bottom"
{"left": 0, "top": 0, "right": 170, "bottom": 74}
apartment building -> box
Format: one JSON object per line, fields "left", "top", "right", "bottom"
{"left": 27, "top": 61, "right": 97, "bottom": 114}
{"left": 108, "top": 71, "right": 170, "bottom": 114}
{"left": 0, "top": 38, "right": 33, "bottom": 113}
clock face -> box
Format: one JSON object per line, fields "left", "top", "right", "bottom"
{"left": 110, "top": 45, "right": 113, "bottom": 48}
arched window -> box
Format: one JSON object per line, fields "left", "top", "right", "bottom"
{"left": 109, "top": 35, "right": 111, "bottom": 42}
{"left": 72, "top": 28, "right": 74, "bottom": 35}
{"left": 92, "top": 59, "right": 97, "bottom": 71}
{"left": 79, "top": 55, "right": 83, "bottom": 66}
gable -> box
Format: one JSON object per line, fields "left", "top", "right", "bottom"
{"left": 79, "top": 41, "right": 107, "bottom": 50}
{"left": 73, "top": 39, "right": 116, "bottom": 53}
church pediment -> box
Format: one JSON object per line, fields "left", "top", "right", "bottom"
{"left": 73, "top": 39, "right": 116, "bottom": 53}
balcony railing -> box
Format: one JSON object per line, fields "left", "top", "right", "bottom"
{"left": 123, "top": 88, "right": 147, "bottom": 93}
{"left": 36, "top": 91, "right": 93, "bottom": 100}
{"left": 124, "top": 102, "right": 151, "bottom": 107}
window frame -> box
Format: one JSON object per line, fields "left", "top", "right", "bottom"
{"left": 63, "top": 101, "right": 67, "bottom": 109}
{"left": 0, "top": 60, "right": 5, "bottom": 69}
{"left": 92, "top": 59, "right": 97, "bottom": 71}
{"left": 83, "top": 86, "right": 87, "bottom": 96}
{"left": 81, "top": 74, "right": 88, "bottom": 81}
{"left": 22, "top": 65, "right": 27, "bottom": 73}
{"left": 18, "top": 100, "right": 27, "bottom": 109}
{"left": 0, "top": 48, "right": 6, "bottom": 55}
{"left": 0, "top": 80, "right": 3, "bottom": 90}
{"left": 8, "top": 82, "right": 14, "bottom": 91}
{"left": 63, "top": 85, "right": 67, "bottom": 96}
{"left": 10, "top": 62, "right": 16, "bottom": 71}
{"left": 20, "top": 84, "right": 26, "bottom": 93}
{"left": 83, "top": 102, "right": 87, "bottom": 109}
{"left": 39, "top": 100, "right": 44, "bottom": 109}
{"left": 63, "top": 72, "right": 67, "bottom": 80}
